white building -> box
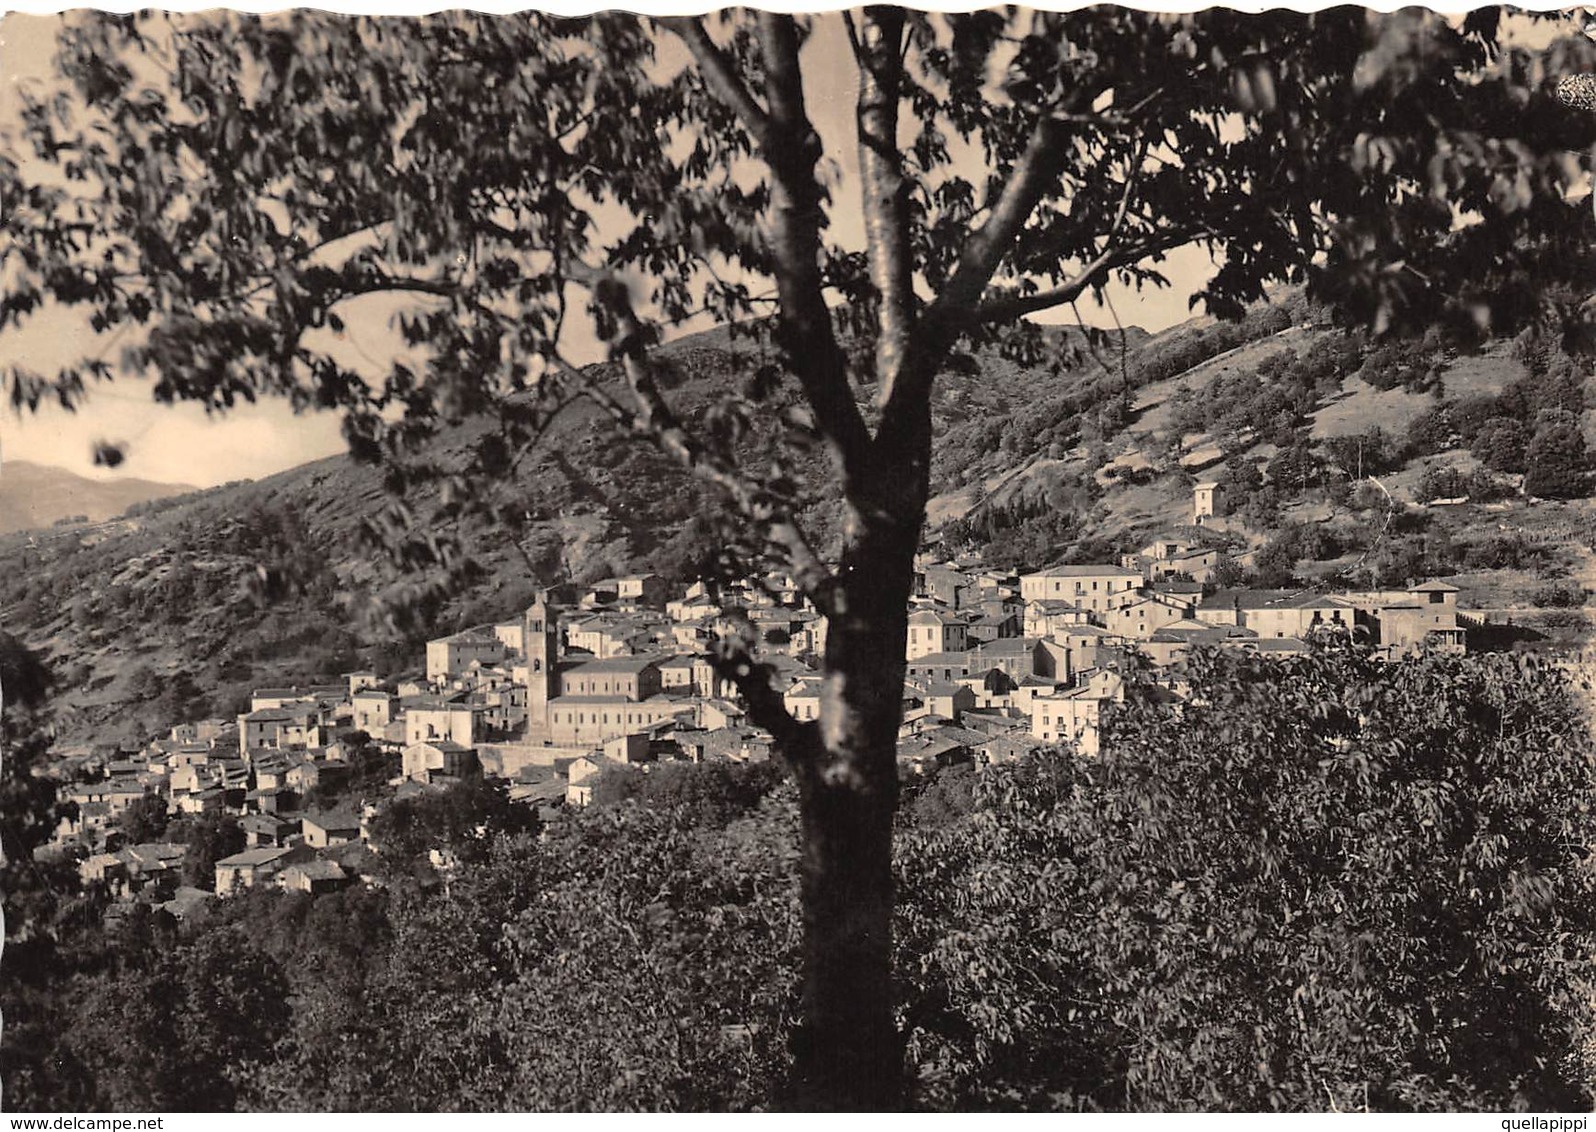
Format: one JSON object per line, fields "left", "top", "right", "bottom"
{"left": 1018, "top": 565, "right": 1143, "bottom": 613}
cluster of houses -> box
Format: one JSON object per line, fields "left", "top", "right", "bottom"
{"left": 54, "top": 701, "right": 382, "bottom": 918}
{"left": 43, "top": 541, "right": 1476, "bottom": 917}
{"left": 887, "top": 532, "right": 1469, "bottom": 760}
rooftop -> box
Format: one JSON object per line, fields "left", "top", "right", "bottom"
{"left": 435, "top": 628, "right": 501, "bottom": 644}
{"left": 549, "top": 692, "right": 697, "bottom": 705}
{"left": 405, "top": 738, "right": 472, "bottom": 753}
{"left": 1027, "top": 564, "right": 1142, "bottom": 578}
{"left": 217, "top": 846, "right": 294, "bottom": 868}
{"left": 908, "top": 608, "right": 963, "bottom": 625}
{"left": 906, "top": 651, "right": 973, "bottom": 667}
{"left": 123, "top": 842, "right": 187, "bottom": 867}
{"left": 563, "top": 654, "right": 668, "bottom": 674}
{"left": 976, "top": 637, "right": 1043, "bottom": 655}
{"left": 1230, "top": 637, "right": 1311, "bottom": 652}
{"left": 242, "top": 704, "right": 320, "bottom": 723}
{"left": 303, "top": 811, "right": 363, "bottom": 832}
{"left": 1199, "top": 588, "right": 1297, "bottom": 611}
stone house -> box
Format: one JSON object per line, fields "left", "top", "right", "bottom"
{"left": 301, "top": 811, "right": 363, "bottom": 849}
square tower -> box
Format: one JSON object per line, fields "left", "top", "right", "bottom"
{"left": 523, "top": 589, "right": 561, "bottom": 727}
{"left": 1194, "top": 481, "right": 1225, "bottom": 525}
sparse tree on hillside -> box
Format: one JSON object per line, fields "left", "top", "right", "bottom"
{"left": 5, "top": 7, "right": 1595, "bottom": 1108}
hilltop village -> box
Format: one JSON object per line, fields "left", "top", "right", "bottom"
{"left": 43, "top": 487, "right": 1476, "bottom": 919}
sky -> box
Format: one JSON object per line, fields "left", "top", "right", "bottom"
{"left": 0, "top": 5, "right": 1521, "bottom": 488}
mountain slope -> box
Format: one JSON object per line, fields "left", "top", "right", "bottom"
{"left": 0, "top": 459, "right": 198, "bottom": 534}
{"left": 4, "top": 300, "right": 1587, "bottom": 747}
{"left": 0, "top": 321, "right": 1094, "bottom": 745}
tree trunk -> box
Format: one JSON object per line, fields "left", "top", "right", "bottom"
{"left": 787, "top": 507, "right": 919, "bottom": 1110}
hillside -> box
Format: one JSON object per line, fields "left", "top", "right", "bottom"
{"left": 935, "top": 294, "right": 1596, "bottom": 649}
{"left": 0, "top": 320, "right": 1100, "bottom": 745}
{"left": 5, "top": 298, "right": 1593, "bottom": 747}
{"left": 0, "top": 459, "right": 198, "bottom": 534}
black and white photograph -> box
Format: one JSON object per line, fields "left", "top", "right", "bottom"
{"left": 3, "top": 1, "right": 1596, "bottom": 1114}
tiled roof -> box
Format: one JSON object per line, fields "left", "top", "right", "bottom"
{"left": 217, "top": 847, "right": 293, "bottom": 868}
{"left": 303, "top": 811, "right": 362, "bottom": 833}
{"left": 975, "top": 637, "right": 1042, "bottom": 655}
{"left": 562, "top": 654, "right": 667, "bottom": 673}
{"left": 285, "top": 860, "right": 347, "bottom": 883}
{"left": 1198, "top": 589, "right": 1296, "bottom": 610}
{"left": 1028, "top": 564, "right": 1142, "bottom": 578}
{"left": 124, "top": 843, "right": 188, "bottom": 868}
{"left": 906, "top": 651, "right": 973, "bottom": 667}
{"left": 1227, "top": 637, "right": 1310, "bottom": 652}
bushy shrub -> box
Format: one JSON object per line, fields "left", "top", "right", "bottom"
{"left": 1531, "top": 581, "right": 1586, "bottom": 609}
{"left": 1471, "top": 416, "right": 1531, "bottom": 472}
{"left": 1419, "top": 464, "right": 1469, "bottom": 501}
{"left": 1524, "top": 421, "right": 1590, "bottom": 500}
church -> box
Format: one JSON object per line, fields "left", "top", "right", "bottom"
{"left": 519, "top": 589, "right": 698, "bottom": 748}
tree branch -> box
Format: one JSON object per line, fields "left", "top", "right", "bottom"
{"left": 656, "top": 16, "right": 775, "bottom": 145}
{"left": 339, "top": 273, "right": 458, "bottom": 299}
{"left": 662, "top": 13, "right": 872, "bottom": 490}
{"left": 848, "top": 8, "right": 916, "bottom": 408}
{"left": 931, "top": 114, "right": 1075, "bottom": 314}
{"left": 969, "top": 228, "right": 1202, "bottom": 324}
{"left": 709, "top": 633, "right": 818, "bottom": 764}
{"left": 505, "top": 390, "right": 584, "bottom": 478}
{"left": 1012, "top": 136, "right": 1145, "bottom": 279}
{"left": 873, "top": 110, "right": 1080, "bottom": 445}
{"left": 558, "top": 264, "right": 842, "bottom": 616}
{"left": 974, "top": 248, "right": 1120, "bottom": 325}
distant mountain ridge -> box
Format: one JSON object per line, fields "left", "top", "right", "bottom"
{"left": 0, "top": 459, "right": 200, "bottom": 534}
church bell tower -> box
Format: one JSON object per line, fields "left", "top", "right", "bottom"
{"left": 524, "top": 588, "right": 560, "bottom": 729}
